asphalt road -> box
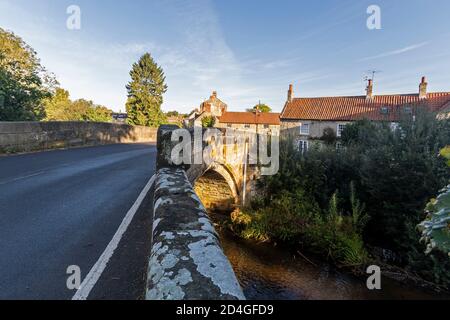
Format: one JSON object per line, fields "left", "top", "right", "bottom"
{"left": 0, "top": 143, "right": 156, "bottom": 300}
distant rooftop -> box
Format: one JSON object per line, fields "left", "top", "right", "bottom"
{"left": 219, "top": 111, "right": 280, "bottom": 125}
{"left": 281, "top": 78, "right": 450, "bottom": 121}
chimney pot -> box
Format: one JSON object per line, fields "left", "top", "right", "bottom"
{"left": 287, "top": 84, "right": 294, "bottom": 102}
{"left": 366, "top": 79, "right": 373, "bottom": 100}
{"left": 419, "top": 76, "right": 428, "bottom": 99}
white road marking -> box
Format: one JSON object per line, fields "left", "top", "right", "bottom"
{"left": 72, "top": 174, "right": 156, "bottom": 300}
{"left": 0, "top": 171, "right": 45, "bottom": 185}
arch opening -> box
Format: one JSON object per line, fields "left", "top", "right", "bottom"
{"left": 194, "top": 169, "right": 238, "bottom": 214}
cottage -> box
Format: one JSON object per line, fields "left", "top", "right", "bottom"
{"left": 216, "top": 111, "right": 280, "bottom": 136}
{"left": 185, "top": 91, "right": 228, "bottom": 127}
{"left": 187, "top": 91, "right": 281, "bottom": 135}
{"left": 280, "top": 77, "right": 450, "bottom": 152}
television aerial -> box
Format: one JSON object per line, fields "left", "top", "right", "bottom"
{"left": 364, "top": 70, "right": 382, "bottom": 82}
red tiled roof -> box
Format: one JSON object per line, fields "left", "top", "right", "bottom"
{"left": 219, "top": 112, "right": 280, "bottom": 125}
{"left": 281, "top": 92, "right": 450, "bottom": 121}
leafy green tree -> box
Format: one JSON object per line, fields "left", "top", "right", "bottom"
{"left": 201, "top": 115, "right": 216, "bottom": 128}
{"left": 341, "top": 119, "right": 375, "bottom": 146}
{"left": 0, "top": 28, "right": 56, "bottom": 121}
{"left": 44, "top": 88, "right": 112, "bottom": 122}
{"left": 44, "top": 88, "right": 72, "bottom": 121}
{"left": 166, "top": 111, "right": 179, "bottom": 117}
{"left": 247, "top": 103, "right": 272, "bottom": 113}
{"left": 321, "top": 127, "right": 337, "bottom": 145}
{"left": 84, "top": 105, "right": 112, "bottom": 123}
{"left": 126, "top": 53, "right": 167, "bottom": 127}
{"left": 69, "top": 99, "right": 93, "bottom": 121}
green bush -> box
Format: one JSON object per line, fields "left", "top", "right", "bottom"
{"left": 419, "top": 186, "right": 450, "bottom": 256}
{"left": 418, "top": 147, "right": 450, "bottom": 257}
{"left": 232, "top": 188, "right": 369, "bottom": 267}
{"left": 246, "top": 112, "right": 450, "bottom": 285}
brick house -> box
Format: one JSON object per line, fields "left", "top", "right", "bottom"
{"left": 216, "top": 111, "right": 280, "bottom": 136}
{"left": 187, "top": 91, "right": 281, "bottom": 135}
{"left": 185, "top": 91, "right": 228, "bottom": 127}
{"left": 280, "top": 78, "right": 450, "bottom": 152}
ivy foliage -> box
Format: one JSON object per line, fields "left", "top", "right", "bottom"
{"left": 419, "top": 147, "right": 450, "bottom": 257}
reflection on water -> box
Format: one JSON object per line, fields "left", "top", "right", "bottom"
{"left": 218, "top": 229, "right": 449, "bottom": 300}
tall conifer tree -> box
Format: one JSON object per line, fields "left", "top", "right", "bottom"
{"left": 125, "top": 53, "right": 167, "bottom": 127}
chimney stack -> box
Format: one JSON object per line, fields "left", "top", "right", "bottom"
{"left": 287, "top": 84, "right": 294, "bottom": 102}
{"left": 419, "top": 76, "right": 428, "bottom": 99}
{"left": 366, "top": 79, "right": 373, "bottom": 100}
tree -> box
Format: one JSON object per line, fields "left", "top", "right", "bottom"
{"left": 0, "top": 28, "right": 55, "bottom": 121}
{"left": 126, "top": 53, "right": 167, "bottom": 127}
{"left": 44, "top": 88, "right": 72, "bottom": 121}
{"left": 247, "top": 103, "right": 272, "bottom": 113}
{"left": 321, "top": 127, "right": 337, "bottom": 145}
{"left": 84, "top": 105, "right": 112, "bottom": 122}
{"left": 201, "top": 115, "right": 216, "bottom": 128}
{"left": 44, "top": 88, "right": 112, "bottom": 122}
{"left": 70, "top": 99, "right": 96, "bottom": 121}
{"left": 166, "top": 111, "right": 179, "bottom": 117}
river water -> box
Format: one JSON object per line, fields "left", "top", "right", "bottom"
{"left": 217, "top": 229, "right": 449, "bottom": 300}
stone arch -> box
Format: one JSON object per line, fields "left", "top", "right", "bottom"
{"left": 193, "top": 162, "right": 240, "bottom": 214}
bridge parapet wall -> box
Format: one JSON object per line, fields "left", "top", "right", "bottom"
{"left": 0, "top": 121, "right": 157, "bottom": 154}
{"left": 147, "top": 125, "right": 245, "bottom": 300}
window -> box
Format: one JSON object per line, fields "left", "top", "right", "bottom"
{"left": 300, "top": 123, "right": 310, "bottom": 135}
{"left": 298, "top": 140, "right": 309, "bottom": 154}
{"left": 336, "top": 142, "right": 343, "bottom": 152}
{"left": 244, "top": 124, "right": 251, "bottom": 129}
{"left": 337, "top": 124, "right": 346, "bottom": 137}
{"left": 380, "top": 106, "right": 389, "bottom": 115}
{"left": 390, "top": 122, "right": 399, "bottom": 131}
{"left": 227, "top": 123, "right": 232, "bottom": 128}
{"left": 403, "top": 106, "right": 412, "bottom": 114}
{"left": 264, "top": 124, "right": 270, "bottom": 129}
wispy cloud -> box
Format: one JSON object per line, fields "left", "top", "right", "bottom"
{"left": 3, "top": 1, "right": 445, "bottom": 114}
{"left": 358, "top": 42, "right": 429, "bottom": 62}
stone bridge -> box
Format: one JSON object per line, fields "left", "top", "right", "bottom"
{"left": 157, "top": 125, "right": 268, "bottom": 211}
{"left": 146, "top": 125, "right": 278, "bottom": 300}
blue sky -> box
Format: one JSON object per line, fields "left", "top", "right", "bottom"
{"left": 1, "top": 0, "right": 450, "bottom": 113}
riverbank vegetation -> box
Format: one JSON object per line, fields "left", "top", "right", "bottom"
{"left": 231, "top": 111, "right": 450, "bottom": 289}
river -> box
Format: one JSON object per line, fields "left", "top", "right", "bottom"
{"left": 217, "top": 228, "right": 449, "bottom": 300}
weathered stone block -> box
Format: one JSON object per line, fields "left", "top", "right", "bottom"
{"left": 147, "top": 167, "right": 245, "bottom": 300}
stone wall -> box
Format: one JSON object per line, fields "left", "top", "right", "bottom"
{"left": 148, "top": 168, "right": 245, "bottom": 300}
{"left": 215, "top": 122, "right": 280, "bottom": 136}
{"left": 194, "top": 170, "right": 236, "bottom": 213}
{"left": 281, "top": 119, "right": 351, "bottom": 140}
{"left": 147, "top": 125, "right": 245, "bottom": 300}
{"left": 0, "top": 121, "right": 157, "bottom": 154}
